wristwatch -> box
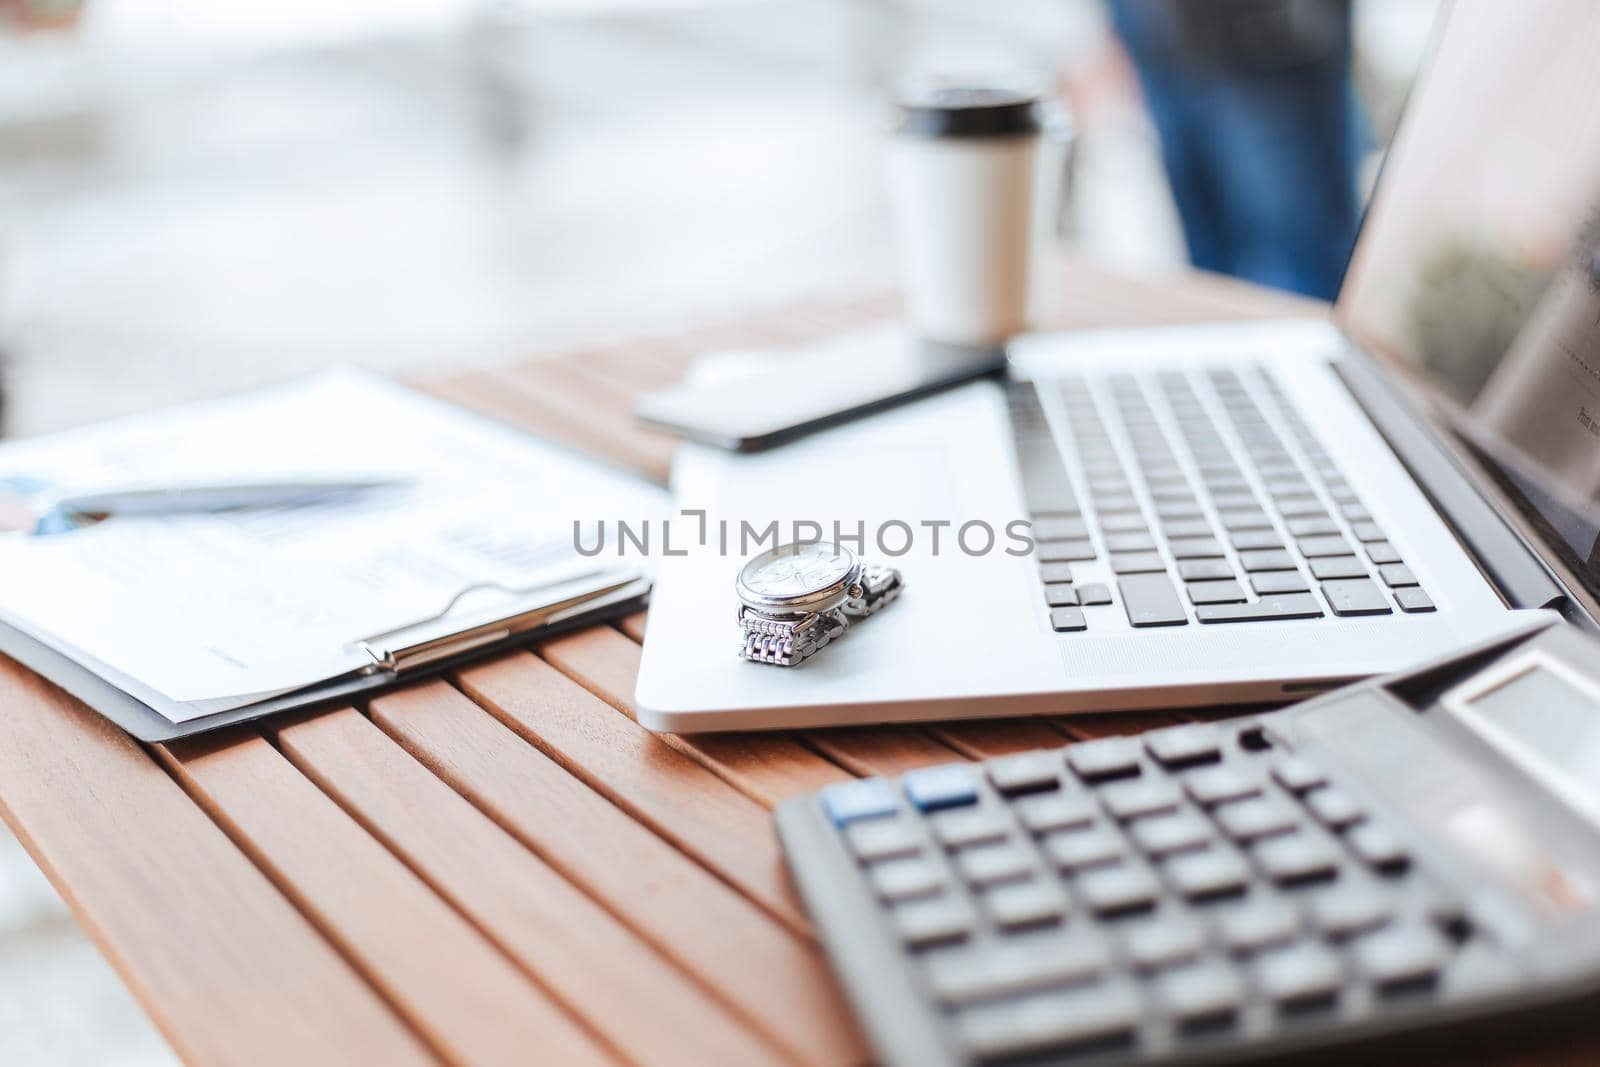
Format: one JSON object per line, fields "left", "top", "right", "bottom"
{"left": 736, "top": 541, "right": 903, "bottom": 667}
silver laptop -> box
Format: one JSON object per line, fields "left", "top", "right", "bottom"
{"left": 637, "top": 1, "right": 1600, "bottom": 732}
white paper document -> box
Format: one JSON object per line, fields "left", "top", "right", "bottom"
{"left": 0, "top": 371, "right": 666, "bottom": 722}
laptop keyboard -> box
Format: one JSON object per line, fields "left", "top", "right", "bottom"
{"left": 1010, "top": 366, "right": 1434, "bottom": 634}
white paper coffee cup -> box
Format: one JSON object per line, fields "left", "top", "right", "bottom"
{"left": 888, "top": 83, "right": 1043, "bottom": 346}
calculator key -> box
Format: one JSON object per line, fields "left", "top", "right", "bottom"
{"left": 933, "top": 808, "right": 1013, "bottom": 849}
{"left": 1216, "top": 796, "right": 1299, "bottom": 841}
{"left": 1184, "top": 765, "right": 1263, "bottom": 806}
{"left": 985, "top": 880, "right": 1072, "bottom": 929}
{"left": 1305, "top": 786, "right": 1366, "bottom": 830}
{"left": 1099, "top": 778, "right": 1183, "bottom": 821}
{"left": 847, "top": 819, "right": 923, "bottom": 862}
{"left": 930, "top": 934, "right": 1111, "bottom": 1006}
{"left": 1166, "top": 847, "right": 1251, "bottom": 901}
{"left": 1310, "top": 884, "right": 1393, "bottom": 939}
{"left": 871, "top": 857, "right": 947, "bottom": 901}
{"left": 1044, "top": 827, "right": 1125, "bottom": 871}
{"left": 958, "top": 842, "right": 1039, "bottom": 887}
{"left": 1044, "top": 582, "right": 1079, "bottom": 607}
{"left": 1355, "top": 925, "right": 1447, "bottom": 993}
{"left": 1271, "top": 756, "right": 1327, "bottom": 794}
{"left": 1050, "top": 607, "right": 1088, "bottom": 632}
{"left": 1130, "top": 810, "right": 1213, "bottom": 856}
{"left": 1379, "top": 564, "right": 1418, "bottom": 587}
{"left": 1078, "top": 864, "right": 1162, "bottom": 917}
{"left": 1179, "top": 559, "right": 1234, "bottom": 581}
{"left": 1077, "top": 582, "right": 1113, "bottom": 606}
{"left": 1038, "top": 540, "right": 1097, "bottom": 563}
{"left": 1255, "top": 833, "right": 1342, "bottom": 886}
{"left": 1366, "top": 541, "right": 1402, "bottom": 565}
{"left": 1118, "top": 573, "right": 1189, "bottom": 627}
{"left": 1395, "top": 587, "right": 1435, "bottom": 613}
{"left": 903, "top": 764, "right": 979, "bottom": 812}
{"left": 1144, "top": 723, "right": 1222, "bottom": 768}
{"left": 1067, "top": 737, "right": 1144, "bottom": 782}
{"left": 1255, "top": 941, "right": 1344, "bottom": 1009}
{"left": 1158, "top": 960, "right": 1244, "bottom": 1028}
{"left": 821, "top": 778, "right": 899, "bottom": 826}
{"left": 1309, "top": 555, "right": 1367, "bottom": 580}
{"left": 1347, "top": 823, "right": 1410, "bottom": 873}
{"left": 1124, "top": 915, "right": 1207, "bottom": 970}
{"left": 1321, "top": 578, "right": 1393, "bottom": 617}
{"left": 1239, "top": 549, "right": 1296, "bottom": 572}
{"left": 1251, "top": 570, "right": 1311, "bottom": 595}
{"left": 1218, "top": 899, "right": 1301, "bottom": 953}
{"left": 1187, "top": 579, "right": 1247, "bottom": 604}
{"left": 956, "top": 982, "right": 1139, "bottom": 1062}
{"left": 1018, "top": 793, "right": 1099, "bottom": 834}
{"left": 986, "top": 751, "right": 1063, "bottom": 796}
{"left": 894, "top": 895, "right": 975, "bottom": 948}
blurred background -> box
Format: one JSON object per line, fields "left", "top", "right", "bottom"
{"left": 0, "top": 0, "right": 1436, "bottom": 1061}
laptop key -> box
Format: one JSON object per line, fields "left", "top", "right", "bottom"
{"left": 1102, "top": 513, "right": 1149, "bottom": 533}
{"left": 1077, "top": 582, "right": 1113, "bottom": 606}
{"left": 1251, "top": 571, "right": 1311, "bottom": 594}
{"left": 1321, "top": 579, "right": 1392, "bottom": 617}
{"left": 1039, "top": 562, "right": 1075, "bottom": 583}
{"left": 1119, "top": 573, "right": 1189, "bottom": 627}
{"left": 1298, "top": 535, "right": 1352, "bottom": 558}
{"left": 1038, "top": 539, "right": 1097, "bottom": 562}
{"left": 1230, "top": 530, "right": 1283, "bottom": 550}
{"left": 1111, "top": 552, "right": 1166, "bottom": 574}
{"left": 1196, "top": 595, "right": 1323, "bottom": 624}
{"left": 1156, "top": 500, "right": 1204, "bottom": 520}
{"left": 1035, "top": 516, "right": 1089, "bottom": 541}
{"left": 1187, "top": 580, "right": 1247, "bottom": 604}
{"left": 1179, "top": 560, "right": 1234, "bottom": 581}
{"left": 1352, "top": 521, "right": 1386, "bottom": 542}
{"left": 1366, "top": 541, "right": 1402, "bottom": 565}
{"left": 1395, "top": 587, "right": 1435, "bottom": 613}
{"left": 1044, "top": 583, "right": 1079, "bottom": 607}
{"left": 1310, "top": 556, "right": 1366, "bottom": 580}
{"left": 1050, "top": 607, "right": 1088, "bottom": 632}
{"left": 1379, "top": 564, "right": 1418, "bottom": 587}
{"left": 1219, "top": 508, "right": 1273, "bottom": 530}
{"left": 1168, "top": 537, "right": 1225, "bottom": 559}
{"left": 1239, "top": 549, "right": 1296, "bottom": 572}
{"left": 1286, "top": 515, "right": 1338, "bottom": 537}
{"left": 1105, "top": 531, "right": 1156, "bottom": 552}
{"left": 1162, "top": 518, "right": 1212, "bottom": 539}
{"left": 1276, "top": 495, "right": 1324, "bottom": 517}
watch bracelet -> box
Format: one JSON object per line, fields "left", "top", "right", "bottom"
{"left": 739, "top": 609, "right": 848, "bottom": 667}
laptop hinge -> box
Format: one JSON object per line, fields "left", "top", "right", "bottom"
{"left": 1331, "top": 353, "right": 1567, "bottom": 613}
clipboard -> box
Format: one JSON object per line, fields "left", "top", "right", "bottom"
{"left": 0, "top": 569, "right": 651, "bottom": 743}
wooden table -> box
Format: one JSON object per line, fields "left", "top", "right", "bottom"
{"left": 0, "top": 263, "right": 1574, "bottom": 1066}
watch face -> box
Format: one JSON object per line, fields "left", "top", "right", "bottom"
{"left": 739, "top": 542, "right": 855, "bottom": 600}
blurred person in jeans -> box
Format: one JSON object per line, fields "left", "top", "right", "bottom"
{"left": 1109, "top": 0, "right": 1366, "bottom": 299}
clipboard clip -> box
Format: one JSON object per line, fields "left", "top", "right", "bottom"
{"left": 355, "top": 567, "right": 646, "bottom": 675}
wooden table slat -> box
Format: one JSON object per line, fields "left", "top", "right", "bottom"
{"left": 929, "top": 718, "right": 1075, "bottom": 760}
{"left": 274, "top": 706, "right": 789, "bottom": 1067}
{"left": 539, "top": 626, "right": 850, "bottom": 807}
{"left": 368, "top": 680, "right": 867, "bottom": 1067}
{"left": 158, "top": 732, "right": 610, "bottom": 1067}
{"left": 456, "top": 653, "right": 812, "bottom": 935}
{"left": 800, "top": 725, "right": 966, "bottom": 779}
{"left": 0, "top": 663, "right": 438, "bottom": 1067}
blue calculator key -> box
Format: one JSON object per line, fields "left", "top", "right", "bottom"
{"left": 904, "top": 764, "right": 981, "bottom": 813}
{"left": 821, "top": 778, "right": 900, "bottom": 826}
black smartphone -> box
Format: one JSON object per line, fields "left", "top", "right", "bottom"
{"left": 634, "top": 332, "right": 1007, "bottom": 452}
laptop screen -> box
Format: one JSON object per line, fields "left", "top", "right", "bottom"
{"left": 1338, "top": 0, "right": 1600, "bottom": 599}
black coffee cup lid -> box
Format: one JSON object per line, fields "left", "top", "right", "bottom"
{"left": 895, "top": 82, "right": 1042, "bottom": 139}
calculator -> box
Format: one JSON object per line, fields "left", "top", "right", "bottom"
{"left": 776, "top": 620, "right": 1600, "bottom": 1066}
